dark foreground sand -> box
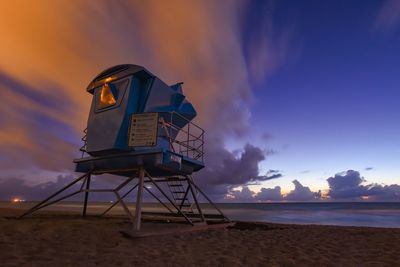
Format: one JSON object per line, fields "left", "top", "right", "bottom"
{"left": 1, "top": 208, "right": 399, "bottom": 267}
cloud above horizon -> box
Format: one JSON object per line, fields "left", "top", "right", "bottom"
{"left": 226, "top": 170, "right": 400, "bottom": 202}
{"left": 327, "top": 170, "right": 400, "bottom": 201}
{"left": 285, "top": 180, "right": 321, "bottom": 201}
{"left": 254, "top": 186, "right": 283, "bottom": 201}
{"left": 228, "top": 179, "right": 321, "bottom": 202}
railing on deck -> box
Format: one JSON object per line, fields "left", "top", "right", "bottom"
{"left": 79, "top": 128, "right": 88, "bottom": 158}
{"left": 159, "top": 112, "right": 204, "bottom": 162}
{"left": 78, "top": 112, "right": 205, "bottom": 162}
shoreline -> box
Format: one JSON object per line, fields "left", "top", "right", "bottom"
{"left": 3, "top": 201, "right": 399, "bottom": 229}
{"left": 1, "top": 208, "right": 400, "bottom": 266}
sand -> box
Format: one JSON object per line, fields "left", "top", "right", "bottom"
{"left": 1, "top": 208, "right": 399, "bottom": 267}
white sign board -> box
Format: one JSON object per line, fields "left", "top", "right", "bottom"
{"left": 128, "top": 113, "right": 158, "bottom": 147}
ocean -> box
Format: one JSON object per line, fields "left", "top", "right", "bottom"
{"left": 217, "top": 202, "right": 400, "bottom": 228}
{"left": 3, "top": 201, "right": 399, "bottom": 228}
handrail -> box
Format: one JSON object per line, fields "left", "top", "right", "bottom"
{"left": 160, "top": 111, "right": 204, "bottom": 162}
{"left": 79, "top": 128, "right": 88, "bottom": 158}
{"left": 78, "top": 111, "right": 205, "bottom": 162}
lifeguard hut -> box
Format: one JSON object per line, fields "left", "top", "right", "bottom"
{"left": 20, "top": 64, "right": 228, "bottom": 231}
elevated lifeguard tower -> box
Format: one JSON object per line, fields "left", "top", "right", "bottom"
{"left": 20, "top": 64, "right": 228, "bottom": 231}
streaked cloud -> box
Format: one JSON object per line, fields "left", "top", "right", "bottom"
{"left": 0, "top": 1, "right": 293, "bottom": 196}
{"left": 255, "top": 169, "right": 283, "bottom": 182}
{"left": 242, "top": 1, "right": 300, "bottom": 83}
{"left": 374, "top": 0, "right": 400, "bottom": 32}
{"left": 0, "top": 71, "right": 79, "bottom": 172}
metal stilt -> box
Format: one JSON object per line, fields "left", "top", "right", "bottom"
{"left": 19, "top": 173, "right": 89, "bottom": 218}
{"left": 115, "top": 191, "right": 135, "bottom": 224}
{"left": 100, "top": 183, "right": 139, "bottom": 217}
{"left": 82, "top": 174, "right": 91, "bottom": 217}
{"left": 143, "top": 186, "right": 175, "bottom": 214}
{"left": 188, "top": 178, "right": 230, "bottom": 222}
{"left": 187, "top": 176, "right": 205, "bottom": 222}
{"left": 133, "top": 167, "right": 145, "bottom": 231}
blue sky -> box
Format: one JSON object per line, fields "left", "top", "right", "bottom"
{"left": 226, "top": 0, "right": 400, "bottom": 195}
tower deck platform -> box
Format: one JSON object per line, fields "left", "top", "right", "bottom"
{"left": 74, "top": 148, "right": 204, "bottom": 177}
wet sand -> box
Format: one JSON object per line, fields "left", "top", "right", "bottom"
{"left": 1, "top": 208, "right": 399, "bottom": 267}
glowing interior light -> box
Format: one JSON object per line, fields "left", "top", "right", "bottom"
{"left": 104, "top": 76, "right": 115, "bottom": 83}
{"left": 12, "top": 198, "right": 21, "bottom": 203}
{"left": 99, "top": 83, "right": 117, "bottom": 109}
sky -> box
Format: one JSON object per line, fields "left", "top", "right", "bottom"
{"left": 0, "top": 0, "right": 399, "bottom": 202}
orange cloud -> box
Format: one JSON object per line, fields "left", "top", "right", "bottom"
{"left": 0, "top": 1, "right": 294, "bottom": 184}
{"left": 0, "top": 1, "right": 254, "bottom": 133}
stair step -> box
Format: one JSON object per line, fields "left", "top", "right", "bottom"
{"left": 167, "top": 178, "right": 192, "bottom": 211}
{"left": 166, "top": 177, "right": 182, "bottom": 181}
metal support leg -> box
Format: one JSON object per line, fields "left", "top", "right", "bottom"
{"left": 133, "top": 167, "right": 145, "bottom": 231}
{"left": 100, "top": 183, "right": 139, "bottom": 217}
{"left": 115, "top": 176, "right": 135, "bottom": 191}
{"left": 19, "top": 173, "right": 88, "bottom": 218}
{"left": 115, "top": 191, "right": 135, "bottom": 223}
{"left": 188, "top": 179, "right": 229, "bottom": 221}
{"left": 179, "top": 186, "right": 191, "bottom": 210}
{"left": 187, "top": 176, "right": 205, "bottom": 222}
{"left": 143, "top": 186, "right": 175, "bottom": 214}
{"left": 26, "top": 190, "right": 82, "bottom": 214}
{"left": 82, "top": 174, "right": 91, "bottom": 217}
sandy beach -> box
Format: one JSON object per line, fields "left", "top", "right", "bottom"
{"left": 0, "top": 208, "right": 399, "bottom": 267}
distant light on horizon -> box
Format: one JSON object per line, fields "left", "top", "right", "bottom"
{"left": 12, "top": 197, "right": 25, "bottom": 203}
